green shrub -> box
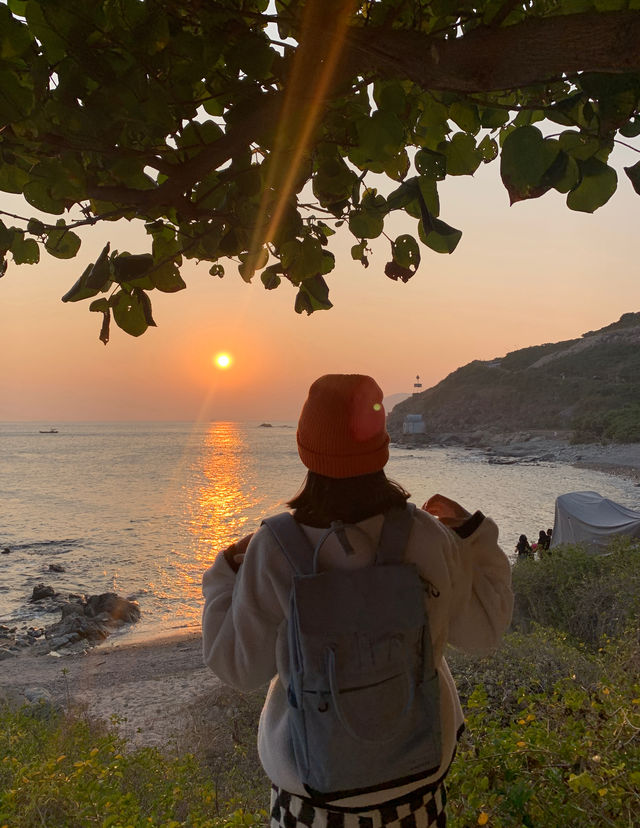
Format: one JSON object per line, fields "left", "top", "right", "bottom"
{"left": 445, "top": 538, "right": 640, "bottom": 826}
{"left": 0, "top": 704, "right": 268, "bottom": 827}
{"left": 572, "top": 403, "right": 640, "bottom": 443}
{"left": 511, "top": 537, "right": 640, "bottom": 648}
{"left": 447, "top": 626, "right": 601, "bottom": 720}
{"left": 447, "top": 663, "right": 640, "bottom": 828}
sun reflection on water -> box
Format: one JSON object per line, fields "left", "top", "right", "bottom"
{"left": 158, "top": 422, "right": 263, "bottom": 627}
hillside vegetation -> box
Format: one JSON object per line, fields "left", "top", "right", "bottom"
{"left": 388, "top": 313, "right": 640, "bottom": 443}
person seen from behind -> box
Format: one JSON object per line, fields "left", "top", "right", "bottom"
{"left": 515, "top": 534, "right": 533, "bottom": 558}
{"left": 202, "top": 374, "right": 514, "bottom": 828}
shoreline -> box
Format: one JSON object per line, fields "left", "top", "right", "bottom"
{"left": 0, "top": 629, "right": 223, "bottom": 749}
{"left": 393, "top": 434, "right": 640, "bottom": 483}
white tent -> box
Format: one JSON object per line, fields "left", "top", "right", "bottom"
{"left": 551, "top": 491, "right": 640, "bottom": 550}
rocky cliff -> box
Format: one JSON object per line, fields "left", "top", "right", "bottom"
{"left": 387, "top": 312, "right": 640, "bottom": 444}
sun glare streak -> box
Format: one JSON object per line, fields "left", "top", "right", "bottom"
{"left": 247, "top": 0, "right": 357, "bottom": 267}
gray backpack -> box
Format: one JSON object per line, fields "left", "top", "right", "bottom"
{"left": 262, "top": 504, "right": 441, "bottom": 800}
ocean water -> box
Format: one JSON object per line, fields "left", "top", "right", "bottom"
{"left": 1, "top": 421, "right": 638, "bottom": 641}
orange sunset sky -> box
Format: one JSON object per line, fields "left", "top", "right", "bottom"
{"left": 1, "top": 146, "right": 638, "bottom": 423}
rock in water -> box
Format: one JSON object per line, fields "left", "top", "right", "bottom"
{"left": 30, "top": 584, "right": 57, "bottom": 601}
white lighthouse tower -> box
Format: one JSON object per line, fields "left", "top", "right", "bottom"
{"left": 403, "top": 375, "right": 426, "bottom": 435}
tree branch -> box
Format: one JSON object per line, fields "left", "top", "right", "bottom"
{"left": 347, "top": 11, "right": 640, "bottom": 93}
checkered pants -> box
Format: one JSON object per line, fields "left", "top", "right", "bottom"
{"left": 270, "top": 782, "right": 447, "bottom": 828}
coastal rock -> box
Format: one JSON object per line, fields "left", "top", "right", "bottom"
{"left": 22, "top": 686, "right": 58, "bottom": 719}
{"left": 60, "top": 601, "right": 85, "bottom": 618}
{"left": 23, "top": 686, "right": 53, "bottom": 705}
{"left": 8, "top": 591, "right": 141, "bottom": 655}
{"left": 84, "top": 592, "right": 141, "bottom": 624}
{"left": 1, "top": 547, "right": 10, "bottom": 554}
{"left": 30, "top": 584, "right": 57, "bottom": 601}
{"left": 48, "top": 563, "right": 65, "bottom": 573}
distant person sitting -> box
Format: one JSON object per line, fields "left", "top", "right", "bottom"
{"left": 515, "top": 534, "right": 533, "bottom": 558}
{"left": 546, "top": 528, "right": 553, "bottom": 548}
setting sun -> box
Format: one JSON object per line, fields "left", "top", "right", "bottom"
{"left": 214, "top": 352, "right": 232, "bottom": 369}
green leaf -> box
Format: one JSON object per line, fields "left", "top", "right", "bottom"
{"left": 384, "top": 260, "right": 414, "bottom": 282}
{"left": 513, "top": 109, "right": 545, "bottom": 127}
{"left": 415, "top": 149, "right": 446, "bottom": 180}
{"left": 238, "top": 246, "right": 269, "bottom": 282}
{"left": 415, "top": 95, "right": 449, "bottom": 150}
{"left": 419, "top": 217, "right": 462, "bottom": 254}
{"left": 261, "top": 264, "right": 281, "bottom": 289}
{"left": 478, "top": 135, "right": 498, "bottom": 162}
{"left": 479, "top": 107, "right": 510, "bottom": 129}
{"left": 99, "top": 308, "right": 110, "bottom": 345}
{"left": 24, "top": 0, "right": 67, "bottom": 63}
{"left": 448, "top": 102, "right": 480, "bottom": 134}
{"left": 7, "top": 1, "right": 29, "bottom": 16}
{"left": 567, "top": 158, "right": 617, "bottom": 212}
{"left": 11, "top": 233, "right": 39, "bottom": 264}
{"left": 558, "top": 131, "right": 601, "bottom": 161}
{"left": 500, "top": 126, "right": 560, "bottom": 203}
{"left": 23, "top": 179, "right": 65, "bottom": 215}
{"left": 44, "top": 223, "right": 81, "bottom": 259}
{"left": 624, "top": 160, "right": 640, "bottom": 195}
{"left": 111, "top": 290, "right": 149, "bottom": 337}
{"left": 349, "top": 110, "right": 405, "bottom": 167}
{"left": 391, "top": 234, "right": 420, "bottom": 272}
{"left": 348, "top": 208, "right": 384, "bottom": 239}
{"left": 61, "top": 264, "right": 101, "bottom": 303}
{"left": 0, "top": 69, "right": 34, "bottom": 124}
{"left": 387, "top": 178, "right": 418, "bottom": 211}
{"left": 0, "top": 220, "right": 14, "bottom": 252}
{"left": 137, "top": 289, "right": 157, "bottom": 327}
{"left": 89, "top": 298, "right": 110, "bottom": 313}
{"left": 552, "top": 154, "right": 580, "bottom": 194}
{"left": 86, "top": 244, "right": 112, "bottom": 290}
{"left": 294, "top": 275, "right": 332, "bottom": 315}
{"left": 373, "top": 81, "right": 407, "bottom": 116}
{"left": 151, "top": 262, "right": 186, "bottom": 293}
{"left": 440, "top": 133, "right": 482, "bottom": 176}
{"left": 27, "top": 218, "right": 45, "bottom": 236}
{"left": 351, "top": 241, "right": 367, "bottom": 261}
{"left": 113, "top": 253, "right": 154, "bottom": 282}
{"left": 0, "top": 163, "right": 29, "bottom": 194}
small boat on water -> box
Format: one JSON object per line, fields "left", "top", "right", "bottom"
{"left": 39, "top": 427, "right": 58, "bottom": 434}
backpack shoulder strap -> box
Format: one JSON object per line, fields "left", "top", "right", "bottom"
{"left": 376, "top": 502, "right": 417, "bottom": 565}
{"left": 262, "top": 512, "right": 314, "bottom": 575}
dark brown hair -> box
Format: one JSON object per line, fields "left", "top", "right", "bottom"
{"left": 287, "top": 470, "right": 410, "bottom": 527}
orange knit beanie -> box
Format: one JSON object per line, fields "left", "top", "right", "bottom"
{"left": 296, "top": 374, "right": 390, "bottom": 478}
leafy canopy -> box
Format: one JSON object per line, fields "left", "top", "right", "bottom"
{"left": 0, "top": 0, "right": 639, "bottom": 341}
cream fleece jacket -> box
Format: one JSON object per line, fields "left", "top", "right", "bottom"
{"left": 202, "top": 506, "right": 513, "bottom": 807}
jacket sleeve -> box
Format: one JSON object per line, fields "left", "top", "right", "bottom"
{"left": 201, "top": 529, "right": 284, "bottom": 690}
{"left": 446, "top": 515, "right": 514, "bottom": 655}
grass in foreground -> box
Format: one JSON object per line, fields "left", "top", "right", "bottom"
{"left": 1, "top": 538, "right": 639, "bottom": 827}
{"left": 0, "top": 702, "right": 268, "bottom": 827}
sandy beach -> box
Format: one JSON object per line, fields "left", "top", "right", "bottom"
{"left": 0, "top": 629, "right": 230, "bottom": 752}
{"left": 2, "top": 441, "right": 639, "bottom": 752}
